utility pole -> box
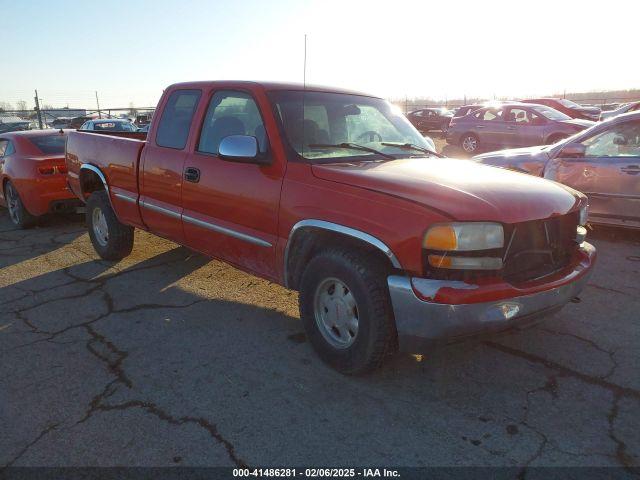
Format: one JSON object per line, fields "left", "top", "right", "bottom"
{"left": 34, "top": 90, "right": 43, "bottom": 130}
{"left": 95, "top": 91, "right": 102, "bottom": 119}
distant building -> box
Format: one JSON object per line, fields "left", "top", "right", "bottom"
{"left": 42, "top": 108, "right": 87, "bottom": 120}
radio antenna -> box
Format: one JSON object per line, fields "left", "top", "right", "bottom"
{"left": 301, "top": 34, "right": 307, "bottom": 158}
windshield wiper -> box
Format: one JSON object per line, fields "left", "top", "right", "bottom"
{"left": 308, "top": 142, "right": 396, "bottom": 160}
{"left": 380, "top": 142, "right": 444, "bottom": 158}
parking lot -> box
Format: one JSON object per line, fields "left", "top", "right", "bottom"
{"left": 1, "top": 209, "right": 638, "bottom": 471}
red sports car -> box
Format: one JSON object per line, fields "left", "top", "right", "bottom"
{"left": 0, "top": 130, "right": 82, "bottom": 228}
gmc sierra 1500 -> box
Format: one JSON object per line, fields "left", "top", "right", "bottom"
{"left": 66, "top": 81, "right": 595, "bottom": 373}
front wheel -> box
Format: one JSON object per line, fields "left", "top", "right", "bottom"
{"left": 4, "top": 181, "right": 37, "bottom": 229}
{"left": 86, "top": 190, "right": 134, "bottom": 260}
{"left": 298, "top": 249, "right": 396, "bottom": 374}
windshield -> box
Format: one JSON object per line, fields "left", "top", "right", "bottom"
{"left": 531, "top": 105, "right": 571, "bottom": 121}
{"left": 269, "top": 90, "right": 432, "bottom": 161}
{"left": 558, "top": 99, "right": 580, "bottom": 108}
{"left": 28, "top": 134, "right": 66, "bottom": 154}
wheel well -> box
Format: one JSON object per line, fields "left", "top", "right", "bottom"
{"left": 79, "top": 168, "right": 106, "bottom": 199}
{"left": 285, "top": 228, "right": 398, "bottom": 290}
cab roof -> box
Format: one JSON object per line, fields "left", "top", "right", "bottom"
{"left": 167, "top": 80, "right": 379, "bottom": 98}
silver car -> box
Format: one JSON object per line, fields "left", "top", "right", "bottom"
{"left": 474, "top": 111, "right": 640, "bottom": 229}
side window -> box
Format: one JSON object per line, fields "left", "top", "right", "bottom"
{"left": 581, "top": 121, "right": 640, "bottom": 157}
{"left": 156, "top": 89, "right": 201, "bottom": 150}
{"left": 198, "top": 90, "right": 267, "bottom": 155}
{"left": 0, "top": 140, "right": 7, "bottom": 156}
{"left": 4, "top": 141, "right": 15, "bottom": 155}
{"left": 480, "top": 109, "right": 503, "bottom": 121}
{"left": 505, "top": 108, "right": 531, "bottom": 123}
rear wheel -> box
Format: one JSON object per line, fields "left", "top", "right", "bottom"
{"left": 4, "top": 181, "right": 37, "bottom": 229}
{"left": 86, "top": 190, "right": 134, "bottom": 260}
{"left": 461, "top": 133, "right": 479, "bottom": 153}
{"left": 298, "top": 248, "right": 396, "bottom": 374}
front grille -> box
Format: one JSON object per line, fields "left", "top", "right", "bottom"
{"left": 502, "top": 213, "right": 579, "bottom": 284}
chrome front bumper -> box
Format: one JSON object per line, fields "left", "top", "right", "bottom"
{"left": 388, "top": 243, "right": 596, "bottom": 353}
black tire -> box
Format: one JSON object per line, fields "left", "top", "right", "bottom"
{"left": 4, "top": 181, "right": 37, "bottom": 229}
{"left": 86, "top": 190, "right": 134, "bottom": 260}
{"left": 298, "top": 248, "right": 396, "bottom": 374}
{"left": 461, "top": 133, "right": 479, "bottom": 153}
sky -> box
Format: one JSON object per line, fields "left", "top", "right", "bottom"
{"left": 1, "top": 0, "right": 638, "bottom": 109}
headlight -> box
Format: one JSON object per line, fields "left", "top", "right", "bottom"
{"left": 424, "top": 222, "right": 504, "bottom": 251}
{"left": 579, "top": 205, "right": 588, "bottom": 226}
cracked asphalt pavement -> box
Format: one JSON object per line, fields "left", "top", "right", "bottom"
{"left": 1, "top": 209, "right": 639, "bottom": 473}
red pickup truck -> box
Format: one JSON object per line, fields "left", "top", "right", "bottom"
{"left": 66, "top": 81, "right": 596, "bottom": 374}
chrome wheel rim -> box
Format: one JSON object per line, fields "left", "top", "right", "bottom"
{"left": 6, "top": 184, "right": 20, "bottom": 224}
{"left": 92, "top": 207, "right": 109, "bottom": 247}
{"left": 462, "top": 136, "right": 477, "bottom": 152}
{"left": 313, "top": 277, "right": 359, "bottom": 349}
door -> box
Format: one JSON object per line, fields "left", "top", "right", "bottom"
{"left": 474, "top": 108, "right": 507, "bottom": 147}
{"left": 140, "top": 89, "right": 202, "bottom": 243}
{"left": 181, "top": 89, "right": 284, "bottom": 280}
{"left": 502, "top": 107, "right": 545, "bottom": 147}
{"left": 553, "top": 119, "right": 640, "bottom": 226}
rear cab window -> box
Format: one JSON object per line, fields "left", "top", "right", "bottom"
{"left": 156, "top": 89, "right": 202, "bottom": 149}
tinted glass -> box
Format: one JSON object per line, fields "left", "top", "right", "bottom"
{"left": 156, "top": 89, "right": 201, "bottom": 149}
{"left": 198, "top": 91, "right": 267, "bottom": 154}
{"left": 4, "top": 141, "right": 15, "bottom": 155}
{"left": 28, "top": 135, "right": 66, "bottom": 154}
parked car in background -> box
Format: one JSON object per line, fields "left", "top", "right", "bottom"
{"left": 406, "top": 108, "right": 453, "bottom": 133}
{"left": 69, "top": 116, "right": 92, "bottom": 129}
{"left": 0, "top": 130, "right": 81, "bottom": 228}
{"left": 522, "top": 98, "right": 600, "bottom": 121}
{"left": 79, "top": 118, "right": 138, "bottom": 132}
{"left": 135, "top": 113, "right": 153, "bottom": 127}
{"left": 599, "top": 101, "right": 640, "bottom": 121}
{"left": 65, "top": 80, "right": 594, "bottom": 373}
{"left": 474, "top": 111, "right": 640, "bottom": 229}
{"left": 50, "top": 118, "right": 72, "bottom": 129}
{"left": 453, "top": 104, "right": 482, "bottom": 118}
{"left": 138, "top": 123, "right": 151, "bottom": 133}
{"left": 447, "top": 102, "right": 592, "bottom": 153}
{"left": 0, "top": 116, "right": 31, "bottom": 133}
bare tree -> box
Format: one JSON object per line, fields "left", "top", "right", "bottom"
{"left": 16, "top": 100, "right": 28, "bottom": 115}
{"left": 0, "top": 101, "right": 13, "bottom": 112}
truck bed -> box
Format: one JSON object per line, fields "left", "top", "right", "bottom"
{"left": 65, "top": 130, "right": 147, "bottom": 227}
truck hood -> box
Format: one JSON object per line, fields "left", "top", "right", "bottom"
{"left": 312, "top": 158, "right": 581, "bottom": 224}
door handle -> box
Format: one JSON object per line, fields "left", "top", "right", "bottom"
{"left": 476, "top": 125, "right": 485, "bottom": 129}
{"left": 184, "top": 167, "right": 200, "bottom": 183}
{"left": 507, "top": 126, "right": 516, "bottom": 130}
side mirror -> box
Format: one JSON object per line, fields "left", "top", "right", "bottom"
{"left": 559, "top": 142, "right": 586, "bottom": 158}
{"left": 218, "top": 135, "right": 269, "bottom": 165}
